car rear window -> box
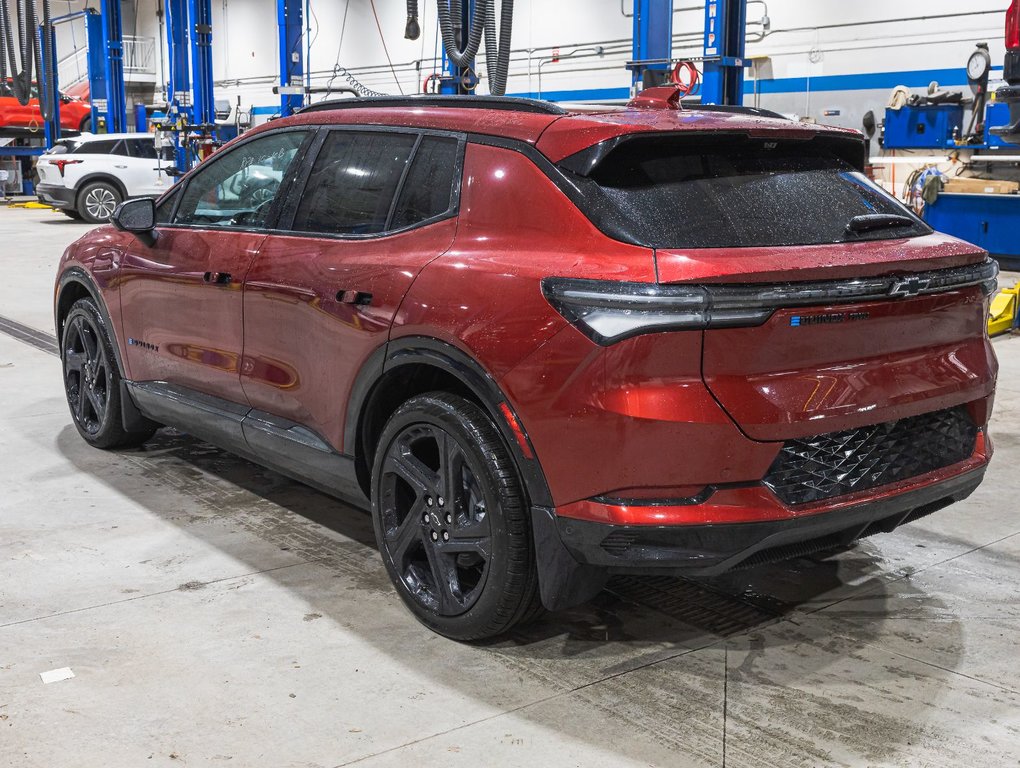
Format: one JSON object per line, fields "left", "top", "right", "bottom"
{"left": 46, "top": 140, "right": 80, "bottom": 155}
{"left": 561, "top": 134, "right": 931, "bottom": 249}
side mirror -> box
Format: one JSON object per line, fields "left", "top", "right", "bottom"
{"left": 112, "top": 198, "right": 157, "bottom": 245}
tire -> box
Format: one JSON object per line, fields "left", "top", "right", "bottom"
{"left": 371, "top": 392, "right": 542, "bottom": 640}
{"left": 60, "top": 298, "right": 158, "bottom": 449}
{"left": 79, "top": 116, "right": 91, "bottom": 133}
{"left": 61, "top": 209, "right": 83, "bottom": 220}
{"left": 77, "top": 181, "right": 121, "bottom": 223}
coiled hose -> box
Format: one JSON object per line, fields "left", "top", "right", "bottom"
{"left": 427, "top": 0, "right": 514, "bottom": 96}
{"left": 437, "top": 0, "right": 487, "bottom": 69}
{"left": 0, "top": 0, "right": 54, "bottom": 120}
{"left": 327, "top": 63, "right": 388, "bottom": 98}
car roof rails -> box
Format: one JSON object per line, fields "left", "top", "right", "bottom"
{"left": 296, "top": 95, "right": 568, "bottom": 116}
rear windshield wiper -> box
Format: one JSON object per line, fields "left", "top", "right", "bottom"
{"left": 845, "top": 213, "right": 916, "bottom": 234}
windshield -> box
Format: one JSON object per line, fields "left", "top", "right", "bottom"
{"left": 562, "top": 134, "right": 931, "bottom": 249}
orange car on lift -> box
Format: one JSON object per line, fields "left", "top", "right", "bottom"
{"left": 0, "top": 79, "right": 92, "bottom": 133}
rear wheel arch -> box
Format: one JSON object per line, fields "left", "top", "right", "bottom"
{"left": 349, "top": 337, "right": 553, "bottom": 509}
{"left": 74, "top": 173, "right": 128, "bottom": 205}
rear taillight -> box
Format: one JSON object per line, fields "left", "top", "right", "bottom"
{"left": 1008, "top": 0, "right": 1020, "bottom": 50}
{"left": 542, "top": 260, "right": 998, "bottom": 346}
{"left": 52, "top": 159, "right": 83, "bottom": 177}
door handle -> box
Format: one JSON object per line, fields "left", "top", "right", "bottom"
{"left": 337, "top": 290, "right": 373, "bottom": 306}
{"left": 114, "top": 164, "right": 128, "bottom": 169}
{"left": 203, "top": 271, "right": 232, "bottom": 285}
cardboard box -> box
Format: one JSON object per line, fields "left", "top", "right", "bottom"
{"left": 943, "top": 177, "right": 1020, "bottom": 195}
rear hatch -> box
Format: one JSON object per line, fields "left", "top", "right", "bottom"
{"left": 37, "top": 139, "right": 83, "bottom": 185}
{"left": 563, "top": 129, "right": 997, "bottom": 441}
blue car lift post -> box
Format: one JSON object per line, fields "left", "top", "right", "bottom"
{"left": 163, "top": 0, "right": 216, "bottom": 172}
{"left": 628, "top": 0, "right": 746, "bottom": 105}
{"left": 48, "top": 3, "right": 127, "bottom": 140}
{"left": 701, "top": 0, "right": 747, "bottom": 105}
{"left": 629, "top": 0, "right": 673, "bottom": 91}
{"left": 278, "top": 0, "right": 305, "bottom": 116}
{"left": 83, "top": 3, "right": 128, "bottom": 135}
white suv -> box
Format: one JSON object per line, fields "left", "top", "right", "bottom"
{"left": 36, "top": 133, "right": 173, "bottom": 223}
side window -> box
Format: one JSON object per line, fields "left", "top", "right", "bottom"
{"left": 291, "top": 131, "right": 416, "bottom": 236}
{"left": 126, "top": 138, "right": 158, "bottom": 159}
{"left": 173, "top": 130, "right": 308, "bottom": 229}
{"left": 73, "top": 139, "right": 119, "bottom": 155}
{"left": 390, "top": 137, "right": 459, "bottom": 230}
{"left": 155, "top": 186, "right": 182, "bottom": 225}
{"left": 110, "top": 141, "right": 130, "bottom": 156}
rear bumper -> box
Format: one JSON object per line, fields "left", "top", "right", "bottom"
{"left": 553, "top": 462, "right": 986, "bottom": 575}
{"left": 533, "top": 457, "right": 988, "bottom": 611}
{"left": 36, "top": 183, "right": 75, "bottom": 210}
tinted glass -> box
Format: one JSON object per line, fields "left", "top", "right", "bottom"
{"left": 292, "top": 131, "right": 416, "bottom": 236}
{"left": 570, "top": 135, "right": 930, "bottom": 248}
{"left": 155, "top": 186, "right": 181, "bottom": 225}
{"left": 174, "top": 131, "right": 308, "bottom": 229}
{"left": 73, "top": 139, "right": 120, "bottom": 155}
{"left": 125, "top": 138, "right": 158, "bottom": 159}
{"left": 390, "top": 136, "right": 459, "bottom": 230}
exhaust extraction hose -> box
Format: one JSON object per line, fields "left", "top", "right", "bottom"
{"left": 0, "top": 0, "right": 54, "bottom": 119}
{"left": 437, "top": 0, "right": 489, "bottom": 69}
{"left": 483, "top": 0, "right": 513, "bottom": 96}
{"left": 405, "top": 0, "right": 420, "bottom": 40}
{"left": 435, "top": 0, "right": 514, "bottom": 96}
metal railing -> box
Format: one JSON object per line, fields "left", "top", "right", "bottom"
{"left": 123, "top": 35, "right": 156, "bottom": 75}
{"left": 56, "top": 35, "right": 156, "bottom": 88}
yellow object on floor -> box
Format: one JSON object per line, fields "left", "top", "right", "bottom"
{"left": 3, "top": 201, "right": 52, "bottom": 210}
{"left": 989, "top": 286, "right": 1019, "bottom": 337}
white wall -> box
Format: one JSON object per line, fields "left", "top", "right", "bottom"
{"left": 58, "top": 0, "right": 1011, "bottom": 133}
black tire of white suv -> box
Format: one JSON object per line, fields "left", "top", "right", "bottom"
{"left": 77, "top": 180, "right": 122, "bottom": 224}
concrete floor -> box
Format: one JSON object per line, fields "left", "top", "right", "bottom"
{"left": 1, "top": 204, "right": 1019, "bottom": 768}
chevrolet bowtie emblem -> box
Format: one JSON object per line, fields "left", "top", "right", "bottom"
{"left": 888, "top": 277, "right": 931, "bottom": 298}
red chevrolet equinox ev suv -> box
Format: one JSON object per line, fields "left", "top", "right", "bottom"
{"left": 55, "top": 94, "right": 998, "bottom": 640}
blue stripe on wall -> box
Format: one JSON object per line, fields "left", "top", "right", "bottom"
{"left": 249, "top": 66, "right": 1006, "bottom": 112}
{"left": 754, "top": 66, "right": 1005, "bottom": 95}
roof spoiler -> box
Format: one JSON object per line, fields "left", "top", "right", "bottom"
{"left": 628, "top": 86, "right": 685, "bottom": 110}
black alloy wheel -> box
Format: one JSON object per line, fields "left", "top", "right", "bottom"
{"left": 379, "top": 421, "right": 493, "bottom": 616}
{"left": 372, "top": 393, "right": 542, "bottom": 640}
{"left": 61, "top": 298, "right": 157, "bottom": 449}
{"left": 63, "top": 310, "right": 111, "bottom": 438}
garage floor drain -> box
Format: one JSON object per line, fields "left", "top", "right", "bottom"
{"left": 0, "top": 315, "right": 58, "bottom": 356}
{"left": 606, "top": 576, "right": 783, "bottom": 636}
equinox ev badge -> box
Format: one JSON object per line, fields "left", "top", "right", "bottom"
{"left": 791, "top": 311, "right": 870, "bottom": 327}
{"left": 888, "top": 277, "right": 931, "bottom": 298}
